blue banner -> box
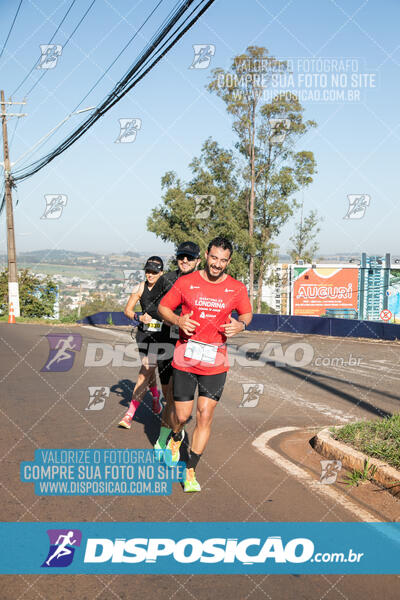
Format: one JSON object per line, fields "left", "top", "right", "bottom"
{"left": 1, "top": 522, "right": 399, "bottom": 574}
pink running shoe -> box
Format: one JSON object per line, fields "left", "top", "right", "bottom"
{"left": 118, "top": 412, "right": 133, "bottom": 429}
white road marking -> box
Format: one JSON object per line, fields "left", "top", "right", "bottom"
{"left": 252, "top": 427, "right": 381, "bottom": 522}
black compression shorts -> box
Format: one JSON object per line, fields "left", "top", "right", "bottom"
{"left": 135, "top": 328, "right": 163, "bottom": 359}
{"left": 157, "top": 355, "right": 173, "bottom": 385}
{"left": 136, "top": 328, "right": 177, "bottom": 385}
{"left": 173, "top": 368, "right": 227, "bottom": 402}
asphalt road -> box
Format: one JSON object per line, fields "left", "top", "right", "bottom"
{"left": 1, "top": 323, "right": 399, "bottom": 599}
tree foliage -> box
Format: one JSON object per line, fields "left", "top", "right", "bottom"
{"left": 148, "top": 46, "right": 318, "bottom": 311}
{"left": 0, "top": 269, "right": 57, "bottom": 318}
{"left": 289, "top": 209, "right": 322, "bottom": 263}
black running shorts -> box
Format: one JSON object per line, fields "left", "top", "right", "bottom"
{"left": 135, "top": 328, "right": 163, "bottom": 359}
{"left": 173, "top": 368, "right": 227, "bottom": 402}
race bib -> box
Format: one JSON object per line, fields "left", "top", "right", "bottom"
{"left": 184, "top": 339, "right": 218, "bottom": 364}
{"left": 143, "top": 319, "right": 162, "bottom": 332}
{"left": 170, "top": 325, "right": 179, "bottom": 339}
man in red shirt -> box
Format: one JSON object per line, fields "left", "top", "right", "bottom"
{"left": 159, "top": 236, "right": 252, "bottom": 492}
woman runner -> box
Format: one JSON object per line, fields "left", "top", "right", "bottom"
{"left": 118, "top": 256, "right": 165, "bottom": 429}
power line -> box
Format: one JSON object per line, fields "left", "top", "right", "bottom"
{"left": 0, "top": 0, "right": 24, "bottom": 64}
{"left": 10, "top": 0, "right": 215, "bottom": 187}
{"left": 24, "top": 0, "right": 97, "bottom": 98}
{"left": 12, "top": 0, "right": 77, "bottom": 97}
{"left": 15, "top": 0, "right": 169, "bottom": 166}
{"left": 73, "top": 0, "right": 167, "bottom": 112}
{"left": 9, "top": 0, "right": 97, "bottom": 160}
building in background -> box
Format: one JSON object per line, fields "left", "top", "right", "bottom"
{"left": 358, "top": 254, "right": 390, "bottom": 321}
{"left": 261, "top": 264, "right": 290, "bottom": 313}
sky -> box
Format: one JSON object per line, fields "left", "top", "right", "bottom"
{"left": 0, "top": 0, "right": 399, "bottom": 259}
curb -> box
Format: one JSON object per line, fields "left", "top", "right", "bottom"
{"left": 311, "top": 427, "right": 400, "bottom": 499}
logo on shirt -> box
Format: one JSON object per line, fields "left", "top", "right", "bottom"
{"left": 190, "top": 285, "right": 200, "bottom": 289}
{"left": 224, "top": 288, "right": 235, "bottom": 293}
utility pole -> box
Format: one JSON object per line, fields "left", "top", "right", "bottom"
{"left": 1, "top": 91, "right": 26, "bottom": 317}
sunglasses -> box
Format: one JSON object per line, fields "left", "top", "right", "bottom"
{"left": 177, "top": 254, "right": 197, "bottom": 261}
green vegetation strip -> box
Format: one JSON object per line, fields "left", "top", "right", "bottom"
{"left": 332, "top": 414, "right": 400, "bottom": 470}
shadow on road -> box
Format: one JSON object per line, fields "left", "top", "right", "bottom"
{"left": 110, "top": 379, "right": 160, "bottom": 445}
{"left": 270, "top": 363, "right": 393, "bottom": 418}
{"left": 110, "top": 378, "right": 190, "bottom": 461}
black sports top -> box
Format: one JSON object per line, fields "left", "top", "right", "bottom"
{"left": 139, "top": 278, "right": 165, "bottom": 323}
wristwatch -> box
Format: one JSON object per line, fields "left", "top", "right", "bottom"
{"left": 240, "top": 321, "right": 246, "bottom": 331}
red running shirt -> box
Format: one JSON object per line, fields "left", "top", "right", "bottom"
{"left": 159, "top": 270, "right": 252, "bottom": 375}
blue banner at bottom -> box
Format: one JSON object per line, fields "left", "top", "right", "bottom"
{"left": 2, "top": 522, "right": 400, "bottom": 574}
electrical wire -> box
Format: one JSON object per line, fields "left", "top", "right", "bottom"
{"left": 0, "top": 0, "right": 24, "bottom": 64}
{"left": 14, "top": 0, "right": 168, "bottom": 167}
{"left": 9, "top": 0, "right": 215, "bottom": 188}
{"left": 24, "top": 0, "right": 97, "bottom": 98}
{"left": 9, "top": 0, "right": 97, "bottom": 160}
{"left": 12, "top": 0, "right": 77, "bottom": 96}
{"left": 72, "top": 0, "right": 167, "bottom": 112}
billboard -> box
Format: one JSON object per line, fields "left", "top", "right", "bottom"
{"left": 292, "top": 266, "right": 359, "bottom": 317}
{"left": 387, "top": 269, "right": 400, "bottom": 323}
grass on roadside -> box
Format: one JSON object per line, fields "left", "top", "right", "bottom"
{"left": 342, "top": 459, "right": 377, "bottom": 487}
{"left": 331, "top": 414, "right": 400, "bottom": 470}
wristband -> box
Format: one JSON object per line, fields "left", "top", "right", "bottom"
{"left": 240, "top": 321, "right": 246, "bottom": 331}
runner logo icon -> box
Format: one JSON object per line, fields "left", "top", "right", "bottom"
{"left": 41, "top": 529, "right": 82, "bottom": 568}
{"left": 41, "top": 334, "right": 82, "bottom": 372}
{"left": 320, "top": 460, "right": 342, "bottom": 484}
{"left": 344, "top": 194, "right": 370, "bottom": 219}
{"left": 41, "top": 194, "right": 68, "bottom": 219}
{"left": 86, "top": 386, "right": 110, "bottom": 410}
{"left": 123, "top": 270, "right": 144, "bottom": 293}
{"left": 37, "top": 44, "right": 62, "bottom": 69}
{"left": 239, "top": 383, "right": 264, "bottom": 408}
{"left": 115, "top": 118, "right": 142, "bottom": 143}
{"left": 189, "top": 44, "right": 215, "bottom": 69}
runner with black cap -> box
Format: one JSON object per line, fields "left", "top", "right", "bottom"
{"left": 153, "top": 241, "right": 201, "bottom": 455}
{"left": 118, "top": 256, "right": 165, "bottom": 429}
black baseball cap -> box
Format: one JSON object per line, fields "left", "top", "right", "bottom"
{"left": 176, "top": 241, "right": 200, "bottom": 259}
{"left": 144, "top": 256, "right": 163, "bottom": 272}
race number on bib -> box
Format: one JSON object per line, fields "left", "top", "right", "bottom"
{"left": 184, "top": 339, "right": 218, "bottom": 364}
{"left": 143, "top": 319, "right": 162, "bottom": 332}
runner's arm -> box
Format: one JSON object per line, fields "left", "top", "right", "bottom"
{"left": 124, "top": 281, "right": 144, "bottom": 320}
{"left": 221, "top": 312, "right": 252, "bottom": 336}
{"left": 237, "top": 311, "right": 252, "bottom": 330}
{"left": 221, "top": 285, "right": 253, "bottom": 336}
{"left": 158, "top": 304, "right": 180, "bottom": 327}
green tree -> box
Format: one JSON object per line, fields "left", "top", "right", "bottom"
{"left": 148, "top": 46, "right": 317, "bottom": 311}
{"left": 289, "top": 208, "right": 322, "bottom": 263}
{"left": 148, "top": 138, "right": 250, "bottom": 279}
{"left": 208, "top": 46, "right": 317, "bottom": 308}
{"left": 0, "top": 268, "right": 57, "bottom": 318}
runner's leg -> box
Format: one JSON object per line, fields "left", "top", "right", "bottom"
{"left": 184, "top": 372, "right": 226, "bottom": 492}
{"left": 118, "top": 356, "right": 156, "bottom": 428}
{"left": 190, "top": 395, "right": 218, "bottom": 454}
